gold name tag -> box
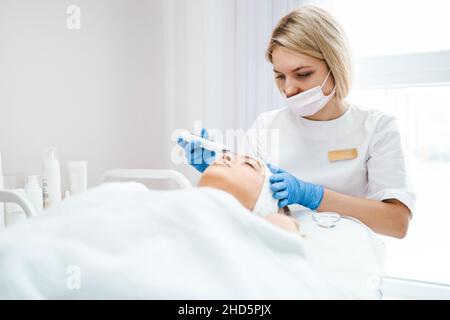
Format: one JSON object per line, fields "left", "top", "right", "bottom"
{"left": 328, "top": 148, "right": 358, "bottom": 162}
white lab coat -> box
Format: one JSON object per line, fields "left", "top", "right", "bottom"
{"left": 243, "top": 104, "right": 417, "bottom": 214}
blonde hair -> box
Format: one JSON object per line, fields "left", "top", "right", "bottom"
{"left": 266, "top": 5, "right": 352, "bottom": 103}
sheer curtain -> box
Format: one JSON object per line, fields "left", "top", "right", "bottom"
{"left": 162, "top": 0, "right": 330, "bottom": 181}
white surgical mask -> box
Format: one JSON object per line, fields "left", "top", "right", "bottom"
{"left": 283, "top": 70, "right": 336, "bottom": 117}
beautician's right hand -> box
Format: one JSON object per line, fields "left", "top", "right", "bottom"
{"left": 177, "top": 128, "right": 216, "bottom": 173}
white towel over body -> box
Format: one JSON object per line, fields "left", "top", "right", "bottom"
{"left": 0, "top": 182, "right": 384, "bottom": 299}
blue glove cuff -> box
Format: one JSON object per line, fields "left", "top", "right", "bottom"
{"left": 297, "top": 180, "right": 324, "bottom": 211}
{"left": 308, "top": 184, "right": 324, "bottom": 210}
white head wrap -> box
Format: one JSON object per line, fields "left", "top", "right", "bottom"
{"left": 252, "top": 160, "right": 279, "bottom": 216}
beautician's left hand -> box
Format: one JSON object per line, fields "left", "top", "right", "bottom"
{"left": 267, "top": 163, "right": 324, "bottom": 210}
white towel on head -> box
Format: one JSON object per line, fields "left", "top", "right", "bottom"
{"left": 252, "top": 160, "right": 279, "bottom": 216}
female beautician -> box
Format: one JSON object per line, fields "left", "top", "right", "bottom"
{"left": 178, "top": 6, "right": 416, "bottom": 239}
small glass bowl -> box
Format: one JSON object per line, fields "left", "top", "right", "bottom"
{"left": 312, "top": 212, "right": 341, "bottom": 229}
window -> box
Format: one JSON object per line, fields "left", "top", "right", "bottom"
{"left": 331, "top": 0, "right": 450, "bottom": 285}
{"left": 332, "top": 0, "right": 450, "bottom": 58}
{"left": 349, "top": 87, "right": 450, "bottom": 285}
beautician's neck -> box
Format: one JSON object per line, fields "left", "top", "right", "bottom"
{"left": 304, "top": 97, "right": 349, "bottom": 121}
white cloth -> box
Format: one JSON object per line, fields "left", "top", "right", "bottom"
{"left": 252, "top": 160, "right": 279, "bottom": 216}
{"left": 0, "top": 182, "right": 384, "bottom": 299}
{"left": 244, "top": 104, "right": 416, "bottom": 214}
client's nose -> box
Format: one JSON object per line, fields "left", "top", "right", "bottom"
{"left": 220, "top": 151, "right": 238, "bottom": 162}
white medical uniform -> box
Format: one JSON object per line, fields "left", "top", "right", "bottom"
{"left": 244, "top": 104, "right": 416, "bottom": 214}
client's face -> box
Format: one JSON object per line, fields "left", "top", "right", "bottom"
{"left": 197, "top": 152, "right": 265, "bottom": 211}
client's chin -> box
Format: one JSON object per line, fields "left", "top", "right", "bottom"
{"left": 197, "top": 166, "right": 258, "bottom": 211}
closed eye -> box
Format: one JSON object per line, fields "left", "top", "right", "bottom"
{"left": 245, "top": 161, "right": 256, "bottom": 169}
{"left": 244, "top": 159, "right": 260, "bottom": 172}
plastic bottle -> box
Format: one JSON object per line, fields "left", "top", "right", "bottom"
{"left": 42, "top": 177, "right": 50, "bottom": 209}
{"left": 25, "top": 175, "right": 44, "bottom": 212}
{"left": 67, "top": 161, "right": 87, "bottom": 195}
{"left": 43, "top": 147, "right": 62, "bottom": 209}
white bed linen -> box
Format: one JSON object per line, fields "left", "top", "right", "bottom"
{"left": 0, "top": 182, "right": 384, "bottom": 299}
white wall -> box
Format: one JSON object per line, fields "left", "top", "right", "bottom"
{"left": 0, "top": 0, "right": 165, "bottom": 191}
{"left": 161, "top": 0, "right": 306, "bottom": 185}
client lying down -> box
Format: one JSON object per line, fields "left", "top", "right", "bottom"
{"left": 197, "top": 152, "right": 300, "bottom": 234}
{"left": 0, "top": 151, "right": 384, "bottom": 299}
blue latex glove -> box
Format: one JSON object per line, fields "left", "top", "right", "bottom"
{"left": 267, "top": 163, "right": 324, "bottom": 210}
{"left": 177, "top": 128, "right": 216, "bottom": 173}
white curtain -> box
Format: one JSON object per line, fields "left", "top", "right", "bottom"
{"left": 162, "top": 0, "right": 332, "bottom": 182}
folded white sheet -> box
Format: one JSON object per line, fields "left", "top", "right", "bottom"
{"left": 0, "top": 182, "right": 384, "bottom": 299}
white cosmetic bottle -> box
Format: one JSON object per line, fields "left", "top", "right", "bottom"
{"left": 43, "top": 147, "right": 62, "bottom": 209}
{"left": 67, "top": 161, "right": 87, "bottom": 195}
{"left": 25, "top": 175, "right": 44, "bottom": 212}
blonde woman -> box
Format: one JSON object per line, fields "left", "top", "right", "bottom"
{"left": 179, "top": 6, "right": 415, "bottom": 239}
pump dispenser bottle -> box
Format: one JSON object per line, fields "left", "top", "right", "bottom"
{"left": 43, "top": 147, "right": 61, "bottom": 209}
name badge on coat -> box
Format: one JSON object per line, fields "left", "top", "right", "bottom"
{"left": 328, "top": 148, "right": 358, "bottom": 162}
